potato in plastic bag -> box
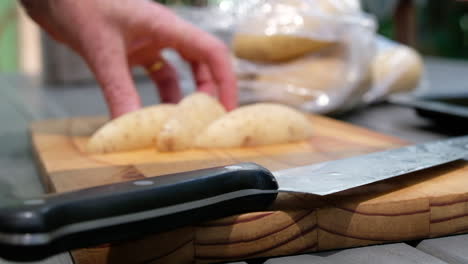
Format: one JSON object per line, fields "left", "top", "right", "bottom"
{"left": 233, "top": 0, "right": 362, "bottom": 63}
{"left": 363, "top": 36, "right": 424, "bottom": 103}
{"left": 232, "top": 0, "right": 377, "bottom": 114}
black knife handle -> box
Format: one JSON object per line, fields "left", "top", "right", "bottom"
{"left": 0, "top": 163, "right": 278, "bottom": 261}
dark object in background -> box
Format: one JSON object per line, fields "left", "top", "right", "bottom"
{"left": 364, "top": 0, "right": 468, "bottom": 59}
{"left": 417, "top": 0, "right": 468, "bottom": 59}
{"left": 394, "top": 0, "right": 416, "bottom": 47}
{"left": 389, "top": 93, "right": 468, "bottom": 128}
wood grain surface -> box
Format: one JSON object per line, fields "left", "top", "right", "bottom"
{"left": 30, "top": 114, "right": 468, "bottom": 264}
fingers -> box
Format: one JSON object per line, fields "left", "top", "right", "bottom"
{"left": 177, "top": 28, "right": 237, "bottom": 110}
{"left": 80, "top": 29, "right": 141, "bottom": 118}
{"left": 144, "top": 56, "right": 182, "bottom": 104}
{"left": 201, "top": 41, "right": 238, "bottom": 111}
{"left": 142, "top": 5, "right": 238, "bottom": 110}
{"left": 189, "top": 61, "right": 217, "bottom": 97}
{"left": 130, "top": 41, "right": 182, "bottom": 104}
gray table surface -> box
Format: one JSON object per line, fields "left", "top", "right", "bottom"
{"left": 1, "top": 56, "right": 468, "bottom": 263}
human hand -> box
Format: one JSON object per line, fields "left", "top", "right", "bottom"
{"left": 21, "top": 0, "right": 237, "bottom": 118}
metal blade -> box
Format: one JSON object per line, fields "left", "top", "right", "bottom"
{"left": 273, "top": 135, "right": 468, "bottom": 196}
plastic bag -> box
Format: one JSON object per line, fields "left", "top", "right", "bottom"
{"left": 170, "top": 1, "right": 424, "bottom": 113}
{"left": 363, "top": 36, "right": 425, "bottom": 103}
{"left": 231, "top": 0, "right": 377, "bottom": 114}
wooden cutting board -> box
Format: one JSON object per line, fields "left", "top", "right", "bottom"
{"left": 30, "top": 114, "right": 468, "bottom": 264}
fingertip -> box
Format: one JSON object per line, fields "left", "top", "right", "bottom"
{"left": 228, "top": 98, "right": 239, "bottom": 111}
{"left": 220, "top": 89, "right": 238, "bottom": 111}
{"left": 96, "top": 66, "right": 142, "bottom": 119}
{"left": 217, "top": 64, "right": 238, "bottom": 111}
{"left": 203, "top": 42, "right": 238, "bottom": 111}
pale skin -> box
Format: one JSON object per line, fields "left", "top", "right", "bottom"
{"left": 21, "top": 0, "right": 238, "bottom": 118}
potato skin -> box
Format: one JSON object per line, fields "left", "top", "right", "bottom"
{"left": 233, "top": 34, "right": 332, "bottom": 63}
{"left": 255, "top": 54, "right": 345, "bottom": 92}
{"left": 157, "top": 92, "right": 226, "bottom": 152}
{"left": 231, "top": 0, "right": 353, "bottom": 63}
{"left": 372, "top": 46, "right": 423, "bottom": 95}
{"left": 87, "top": 104, "right": 176, "bottom": 153}
{"left": 195, "top": 103, "right": 313, "bottom": 148}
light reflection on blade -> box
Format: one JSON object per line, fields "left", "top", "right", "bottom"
{"left": 273, "top": 135, "right": 468, "bottom": 196}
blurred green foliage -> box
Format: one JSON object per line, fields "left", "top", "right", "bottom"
{"left": 417, "top": 1, "right": 468, "bottom": 59}
{"left": 364, "top": 0, "right": 468, "bottom": 59}
{"left": 0, "top": 0, "right": 17, "bottom": 72}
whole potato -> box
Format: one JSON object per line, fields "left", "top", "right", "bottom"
{"left": 238, "top": 47, "right": 373, "bottom": 112}
{"left": 255, "top": 54, "right": 345, "bottom": 92}
{"left": 372, "top": 46, "right": 423, "bottom": 95}
{"left": 232, "top": 0, "right": 360, "bottom": 62}
{"left": 233, "top": 34, "right": 332, "bottom": 63}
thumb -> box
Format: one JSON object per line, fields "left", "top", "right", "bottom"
{"left": 80, "top": 31, "right": 141, "bottom": 118}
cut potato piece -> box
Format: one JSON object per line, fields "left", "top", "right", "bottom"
{"left": 157, "top": 92, "right": 226, "bottom": 151}
{"left": 195, "top": 103, "right": 313, "bottom": 148}
{"left": 87, "top": 104, "right": 176, "bottom": 153}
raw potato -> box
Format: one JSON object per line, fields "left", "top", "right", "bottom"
{"left": 195, "top": 103, "right": 313, "bottom": 148}
{"left": 317, "top": 0, "right": 361, "bottom": 14}
{"left": 256, "top": 54, "right": 346, "bottom": 92}
{"left": 240, "top": 50, "right": 372, "bottom": 108}
{"left": 87, "top": 104, "right": 176, "bottom": 153}
{"left": 232, "top": 0, "right": 359, "bottom": 62}
{"left": 372, "top": 46, "right": 423, "bottom": 95}
{"left": 157, "top": 92, "right": 226, "bottom": 151}
{"left": 233, "top": 35, "right": 332, "bottom": 63}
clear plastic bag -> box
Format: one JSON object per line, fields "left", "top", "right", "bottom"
{"left": 170, "top": 1, "right": 423, "bottom": 113}
{"left": 363, "top": 36, "right": 425, "bottom": 103}
{"left": 230, "top": 0, "right": 377, "bottom": 114}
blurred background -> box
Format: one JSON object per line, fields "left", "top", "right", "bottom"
{"left": 1, "top": 0, "right": 468, "bottom": 114}
{"left": 0, "top": 0, "right": 466, "bottom": 77}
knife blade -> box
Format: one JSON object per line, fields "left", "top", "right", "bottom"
{"left": 1, "top": 136, "right": 468, "bottom": 261}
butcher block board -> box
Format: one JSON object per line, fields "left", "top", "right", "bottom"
{"left": 30, "top": 114, "right": 468, "bottom": 264}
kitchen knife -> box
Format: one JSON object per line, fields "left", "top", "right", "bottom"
{"left": 1, "top": 136, "right": 468, "bottom": 261}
